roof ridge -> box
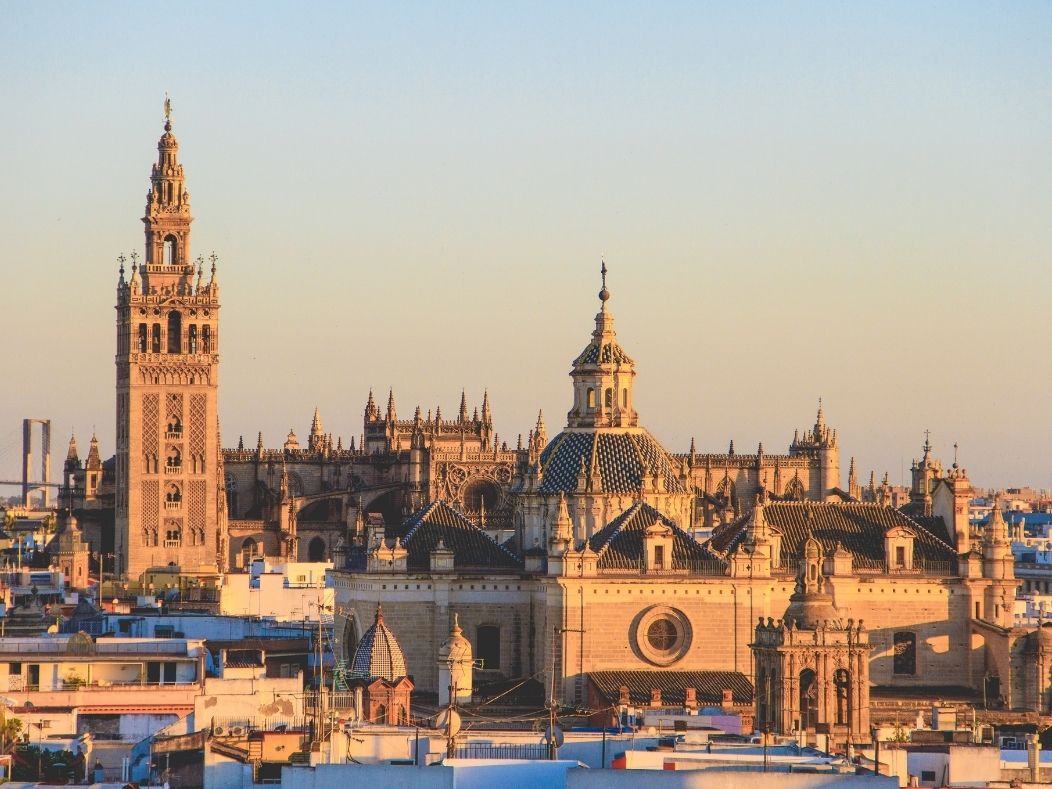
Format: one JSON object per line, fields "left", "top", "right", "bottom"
{"left": 401, "top": 499, "right": 440, "bottom": 545}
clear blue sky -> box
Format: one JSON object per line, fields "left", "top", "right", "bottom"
{"left": 1, "top": 2, "right": 1050, "bottom": 489}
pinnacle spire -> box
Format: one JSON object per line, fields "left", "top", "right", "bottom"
{"left": 310, "top": 406, "right": 323, "bottom": 436}
{"left": 386, "top": 389, "right": 397, "bottom": 422}
{"left": 459, "top": 390, "right": 468, "bottom": 423}
{"left": 65, "top": 433, "right": 79, "bottom": 464}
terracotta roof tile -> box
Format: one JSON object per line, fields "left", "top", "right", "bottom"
{"left": 391, "top": 501, "right": 523, "bottom": 571}
{"left": 538, "top": 431, "right": 686, "bottom": 495}
{"left": 588, "top": 502, "right": 722, "bottom": 571}
{"left": 588, "top": 670, "right": 753, "bottom": 706}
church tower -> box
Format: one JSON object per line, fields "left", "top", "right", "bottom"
{"left": 115, "top": 102, "right": 224, "bottom": 580}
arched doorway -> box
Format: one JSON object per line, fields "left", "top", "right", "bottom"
{"left": 308, "top": 536, "right": 326, "bottom": 562}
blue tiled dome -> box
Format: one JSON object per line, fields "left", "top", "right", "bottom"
{"left": 351, "top": 605, "right": 408, "bottom": 681}
{"left": 537, "top": 430, "right": 686, "bottom": 495}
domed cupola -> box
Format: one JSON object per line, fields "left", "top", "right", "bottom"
{"left": 567, "top": 263, "right": 638, "bottom": 430}
{"left": 351, "top": 605, "right": 408, "bottom": 681}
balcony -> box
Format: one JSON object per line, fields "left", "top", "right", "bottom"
{"left": 164, "top": 465, "right": 183, "bottom": 475}
{"left": 165, "top": 431, "right": 183, "bottom": 441}
{"left": 164, "top": 540, "right": 182, "bottom": 548}
{"left": 164, "top": 501, "right": 181, "bottom": 510}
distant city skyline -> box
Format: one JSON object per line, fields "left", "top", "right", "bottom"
{"left": 1, "top": 2, "right": 1050, "bottom": 490}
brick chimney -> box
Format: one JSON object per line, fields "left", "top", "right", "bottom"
{"left": 684, "top": 687, "right": 697, "bottom": 711}
{"left": 721, "top": 688, "right": 734, "bottom": 709}
{"left": 618, "top": 685, "right": 630, "bottom": 706}
{"left": 650, "top": 688, "right": 662, "bottom": 707}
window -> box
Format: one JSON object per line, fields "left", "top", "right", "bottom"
{"left": 167, "top": 311, "right": 182, "bottom": 353}
{"left": 622, "top": 388, "right": 628, "bottom": 408}
{"left": 241, "top": 537, "right": 258, "bottom": 568}
{"left": 9, "top": 663, "right": 21, "bottom": 675}
{"left": 834, "top": 669, "right": 851, "bottom": 725}
{"left": 653, "top": 544, "right": 665, "bottom": 571}
{"left": 188, "top": 325, "right": 198, "bottom": 353}
{"left": 477, "top": 625, "right": 501, "bottom": 669}
{"left": 604, "top": 388, "right": 613, "bottom": 408}
{"left": 155, "top": 625, "right": 175, "bottom": 638}
{"left": 921, "top": 771, "right": 936, "bottom": 782}
{"left": 163, "top": 235, "right": 177, "bottom": 264}
{"left": 895, "top": 546, "right": 906, "bottom": 568}
{"left": 151, "top": 323, "right": 161, "bottom": 353}
{"left": 586, "top": 388, "right": 595, "bottom": 409}
{"left": 138, "top": 324, "right": 147, "bottom": 352}
{"left": 799, "top": 669, "right": 817, "bottom": 730}
{"left": 893, "top": 631, "right": 917, "bottom": 675}
{"left": 647, "top": 618, "right": 677, "bottom": 652}
{"left": 202, "top": 326, "right": 211, "bottom": 353}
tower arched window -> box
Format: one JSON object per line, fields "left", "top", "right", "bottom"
{"left": 202, "top": 326, "right": 211, "bottom": 353}
{"left": 241, "top": 537, "right": 258, "bottom": 568}
{"left": 622, "top": 388, "right": 628, "bottom": 408}
{"left": 167, "top": 312, "right": 182, "bottom": 354}
{"left": 166, "top": 446, "right": 182, "bottom": 469}
{"left": 188, "top": 325, "right": 198, "bottom": 353}
{"left": 163, "top": 235, "right": 177, "bottom": 265}
{"left": 151, "top": 324, "right": 161, "bottom": 353}
{"left": 586, "top": 388, "right": 595, "bottom": 409}
{"left": 138, "top": 324, "right": 147, "bottom": 352}
{"left": 604, "top": 388, "right": 613, "bottom": 408}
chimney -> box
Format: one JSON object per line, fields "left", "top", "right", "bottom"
{"left": 684, "top": 687, "right": 697, "bottom": 711}
{"left": 650, "top": 688, "right": 662, "bottom": 707}
{"left": 721, "top": 688, "right": 734, "bottom": 709}
{"left": 618, "top": 686, "right": 630, "bottom": 706}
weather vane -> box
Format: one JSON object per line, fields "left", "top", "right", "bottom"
{"left": 164, "top": 93, "right": 172, "bottom": 123}
{"left": 600, "top": 260, "right": 607, "bottom": 289}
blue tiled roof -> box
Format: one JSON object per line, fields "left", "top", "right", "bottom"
{"left": 538, "top": 430, "right": 686, "bottom": 495}
{"left": 588, "top": 501, "right": 722, "bottom": 571}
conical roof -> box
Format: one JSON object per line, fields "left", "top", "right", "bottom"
{"left": 351, "top": 605, "right": 408, "bottom": 681}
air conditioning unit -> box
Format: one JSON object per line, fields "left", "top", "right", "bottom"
{"left": 213, "top": 726, "right": 225, "bottom": 736}
{"left": 231, "top": 726, "right": 245, "bottom": 736}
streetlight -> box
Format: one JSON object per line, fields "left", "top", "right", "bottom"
{"left": 762, "top": 722, "right": 771, "bottom": 773}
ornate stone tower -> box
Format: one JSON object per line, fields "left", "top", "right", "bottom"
{"left": 115, "top": 103, "right": 224, "bottom": 580}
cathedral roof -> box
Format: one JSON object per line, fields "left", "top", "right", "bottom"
{"left": 588, "top": 670, "right": 754, "bottom": 707}
{"left": 589, "top": 501, "right": 721, "bottom": 571}
{"left": 350, "top": 606, "right": 408, "bottom": 682}
{"left": 391, "top": 500, "right": 523, "bottom": 571}
{"left": 708, "top": 502, "right": 956, "bottom": 571}
{"left": 537, "top": 430, "right": 686, "bottom": 495}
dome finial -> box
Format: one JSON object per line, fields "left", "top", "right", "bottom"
{"left": 599, "top": 259, "right": 610, "bottom": 305}
{"left": 163, "top": 92, "right": 173, "bottom": 132}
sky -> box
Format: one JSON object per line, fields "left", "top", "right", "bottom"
{"left": 1, "top": 2, "right": 1050, "bottom": 491}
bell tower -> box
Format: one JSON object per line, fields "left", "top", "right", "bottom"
{"left": 115, "top": 100, "right": 225, "bottom": 580}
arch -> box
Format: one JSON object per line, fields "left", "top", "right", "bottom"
{"left": 586, "top": 388, "right": 596, "bottom": 409}
{"left": 604, "top": 388, "right": 613, "bottom": 408}
{"left": 163, "top": 234, "right": 177, "bottom": 264}
{"left": 622, "top": 388, "right": 628, "bottom": 408}
{"left": 785, "top": 476, "right": 806, "bottom": 501}
{"left": 461, "top": 479, "right": 501, "bottom": 515}
{"left": 799, "top": 668, "right": 817, "bottom": 731}
{"left": 240, "top": 537, "right": 259, "bottom": 568}
{"left": 164, "top": 525, "right": 182, "bottom": 547}
{"left": 375, "top": 703, "right": 387, "bottom": 723}
{"left": 893, "top": 631, "right": 917, "bottom": 675}
{"left": 167, "top": 415, "right": 182, "bottom": 435}
{"left": 167, "top": 311, "right": 182, "bottom": 353}
{"left": 342, "top": 615, "right": 360, "bottom": 663}
{"left": 477, "top": 624, "right": 501, "bottom": 670}
{"left": 202, "top": 326, "right": 212, "bottom": 353}
{"left": 224, "top": 473, "right": 239, "bottom": 516}
{"left": 188, "top": 324, "right": 198, "bottom": 353}
{"left": 138, "top": 324, "right": 147, "bottom": 352}
{"left": 151, "top": 324, "right": 162, "bottom": 353}
{"left": 165, "top": 483, "right": 181, "bottom": 502}
{"left": 166, "top": 446, "right": 182, "bottom": 469}
{"left": 307, "top": 536, "right": 327, "bottom": 562}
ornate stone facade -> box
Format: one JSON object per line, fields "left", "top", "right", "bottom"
{"left": 113, "top": 109, "right": 225, "bottom": 579}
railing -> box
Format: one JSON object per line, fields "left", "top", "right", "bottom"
{"left": 165, "top": 431, "right": 183, "bottom": 440}
{"left": 164, "top": 501, "right": 181, "bottom": 510}
{"left": 599, "top": 558, "right": 727, "bottom": 577}
{"left": 164, "top": 465, "right": 182, "bottom": 475}
{"left": 455, "top": 744, "right": 548, "bottom": 760}
{"left": 164, "top": 539, "right": 182, "bottom": 548}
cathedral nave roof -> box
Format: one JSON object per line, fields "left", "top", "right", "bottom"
{"left": 538, "top": 430, "right": 686, "bottom": 495}
{"left": 708, "top": 501, "right": 956, "bottom": 571}
{"left": 588, "top": 501, "right": 721, "bottom": 571}
{"left": 391, "top": 500, "right": 523, "bottom": 572}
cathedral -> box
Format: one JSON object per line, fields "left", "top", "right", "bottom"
{"left": 64, "top": 110, "right": 1052, "bottom": 740}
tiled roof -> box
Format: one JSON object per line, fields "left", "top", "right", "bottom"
{"left": 573, "top": 334, "right": 634, "bottom": 366}
{"left": 588, "top": 502, "right": 722, "bottom": 571}
{"left": 588, "top": 670, "right": 754, "bottom": 707}
{"left": 391, "top": 501, "right": 523, "bottom": 571}
{"left": 351, "top": 607, "right": 408, "bottom": 681}
{"left": 538, "top": 430, "right": 686, "bottom": 495}
{"left": 708, "top": 502, "right": 956, "bottom": 571}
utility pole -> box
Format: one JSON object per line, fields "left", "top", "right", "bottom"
{"left": 547, "top": 624, "right": 583, "bottom": 760}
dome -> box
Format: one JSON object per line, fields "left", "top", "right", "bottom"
{"left": 537, "top": 429, "right": 686, "bottom": 495}
{"left": 438, "top": 613, "right": 472, "bottom": 664}
{"left": 783, "top": 590, "right": 841, "bottom": 631}
{"left": 351, "top": 605, "right": 408, "bottom": 681}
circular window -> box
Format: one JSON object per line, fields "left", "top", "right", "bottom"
{"left": 647, "top": 619, "right": 678, "bottom": 651}
{"left": 634, "top": 606, "right": 692, "bottom": 666}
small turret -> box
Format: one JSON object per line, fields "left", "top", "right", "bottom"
{"left": 364, "top": 389, "right": 379, "bottom": 422}
{"left": 458, "top": 390, "right": 469, "bottom": 424}
{"left": 386, "top": 389, "right": 397, "bottom": 423}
